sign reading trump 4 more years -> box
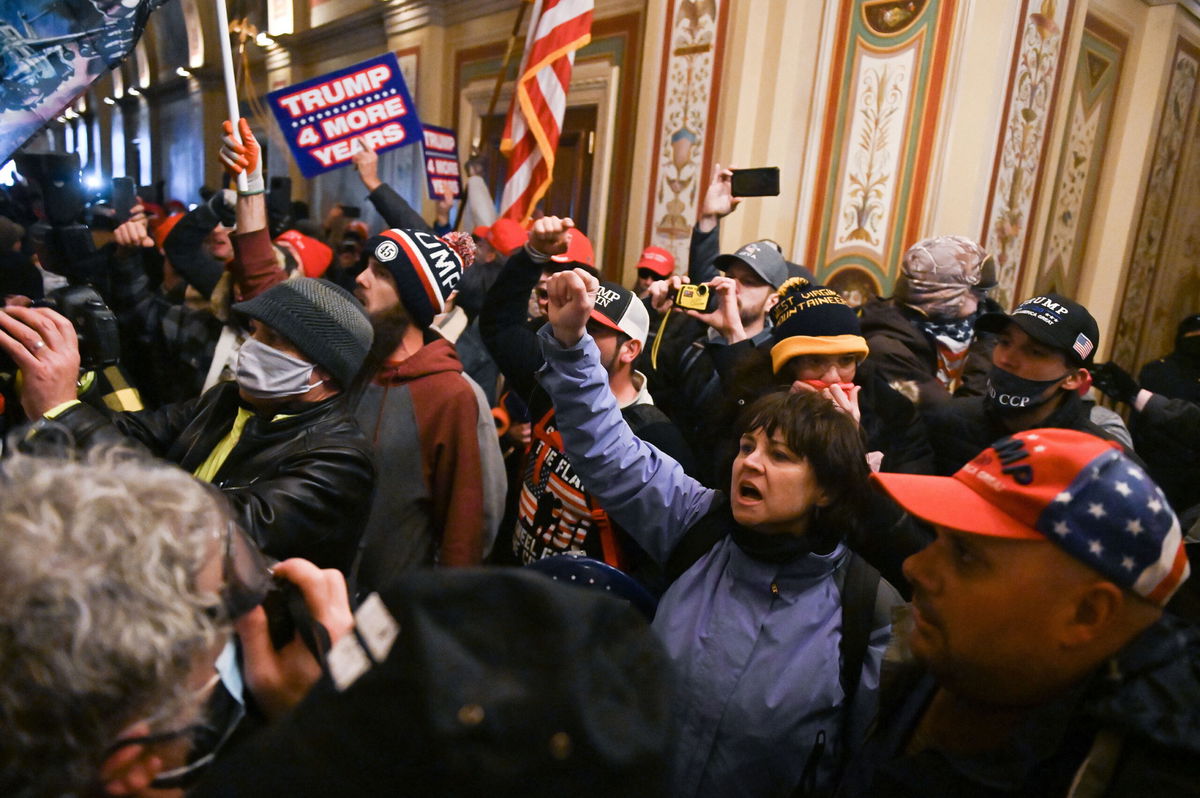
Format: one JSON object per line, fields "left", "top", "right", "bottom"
{"left": 267, "top": 53, "right": 421, "bottom": 178}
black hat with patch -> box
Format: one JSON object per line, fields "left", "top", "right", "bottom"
{"left": 977, "top": 293, "right": 1099, "bottom": 366}
{"left": 589, "top": 281, "right": 649, "bottom": 345}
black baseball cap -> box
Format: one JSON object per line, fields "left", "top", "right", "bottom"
{"left": 976, "top": 292, "right": 1099, "bottom": 366}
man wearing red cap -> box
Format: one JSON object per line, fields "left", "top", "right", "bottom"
{"left": 632, "top": 245, "right": 675, "bottom": 298}
{"left": 838, "top": 428, "right": 1198, "bottom": 796}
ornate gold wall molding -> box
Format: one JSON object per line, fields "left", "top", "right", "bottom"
{"left": 980, "top": 0, "right": 1077, "bottom": 309}
{"left": 1035, "top": 14, "right": 1127, "bottom": 297}
{"left": 644, "top": 0, "right": 730, "bottom": 271}
{"left": 1111, "top": 38, "right": 1200, "bottom": 369}
{"left": 803, "top": 0, "right": 958, "bottom": 300}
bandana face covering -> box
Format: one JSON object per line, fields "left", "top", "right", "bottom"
{"left": 986, "top": 365, "right": 1069, "bottom": 416}
{"left": 235, "top": 337, "right": 321, "bottom": 399}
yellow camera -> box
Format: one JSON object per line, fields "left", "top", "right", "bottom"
{"left": 674, "top": 283, "right": 719, "bottom": 313}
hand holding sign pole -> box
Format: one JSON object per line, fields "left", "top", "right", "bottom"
{"left": 214, "top": 0, "right": 249, "bottom": 194}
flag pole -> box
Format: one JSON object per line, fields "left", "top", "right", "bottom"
{"left": 455, "top": 0, "right": 531, "bottom": 230}
{"left": 214, "top": 0, "right": 248, "bottom": 193}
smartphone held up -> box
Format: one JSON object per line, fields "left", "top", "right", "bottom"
{"left": 729, "top": 167, "right": 780, "bottom": 198}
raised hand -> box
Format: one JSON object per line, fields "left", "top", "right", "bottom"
{"left": 528, "top": 215, "right": 575, "bottom": 258}
{"left": 698, "top": 162, "right": 741, "bottom": 232}
{"left": 219, "top": 118, "right": 264, "bottom": 194}
{"left": 351, "top": 136, "right": 381, "bottom": 192}
{"left": 546, "top": 267, "right": 598, "bottom": 348}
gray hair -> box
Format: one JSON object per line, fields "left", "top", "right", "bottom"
{"left": 0, "top": 449, "right": 230, "bottom": 796}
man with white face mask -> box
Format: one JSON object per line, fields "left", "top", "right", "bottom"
{"left": 0, "top": 278, "right": 376, "bottom": 573}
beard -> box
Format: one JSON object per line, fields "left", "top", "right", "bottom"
{"left": 739, "top": 298, "right": 766, "bottom": 329}
{"left": 361, "top": 303, "right": 414, "bottom": 377}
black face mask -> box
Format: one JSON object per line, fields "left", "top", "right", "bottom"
{"left": 986, "top": 365, "right": 1070, "bottom": 416}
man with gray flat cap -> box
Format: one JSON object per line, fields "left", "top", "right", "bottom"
{"left": 0, "top": 277, "right": 376, "bottom": 572}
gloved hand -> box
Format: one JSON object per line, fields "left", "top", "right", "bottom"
{"left": 207, "top": 188, "right": 237, "bottom": 227}
{"left": 1090, "top": 362, "right": 1139, "bottom": 405}
{"left": 218, "top": 118, "right": 264, "bottom": 195}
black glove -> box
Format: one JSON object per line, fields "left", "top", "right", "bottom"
{"left": 207, "top": 188, "right": 237, "bottom": 227}
{"left": 1091, "top": 362, "right": 1139, "bottom": 405}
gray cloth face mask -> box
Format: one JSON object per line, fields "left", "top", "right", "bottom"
{"left": 235, "top": 337, "right": 322, "bottom": 399}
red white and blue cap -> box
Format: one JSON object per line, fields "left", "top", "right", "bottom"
{"left": 872, "top": 429, "right": 1189, "bottom": 606}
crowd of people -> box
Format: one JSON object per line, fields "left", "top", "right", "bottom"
{"left": 0, "top": 117, "right": 1197, "bottom": 797}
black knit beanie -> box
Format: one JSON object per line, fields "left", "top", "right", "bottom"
{"left": 768, "top": 278, "right": 869, "bottom": 374}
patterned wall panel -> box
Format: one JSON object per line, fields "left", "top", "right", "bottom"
{"left": 1111, "top": 39, "right": 1200, "bottom": 370}
{"left": 1034, "top": 14, "right": 1126, "bottom": 297}
{"left": 804, "top": 0, "right": 958, "bottom": 299}
{"left": 644, "top": 0, "right": 730, "bottom": 271}
{"left": 981, "top": 0, "right": 1077, "bottom": 309}
{"left": 1140, "top": 116, "right": 1200, "bottom": 365}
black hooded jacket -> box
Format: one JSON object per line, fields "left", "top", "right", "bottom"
{"left": 923, "top": 391, "right": 1134, "bottom": 476}
{"left": 858, "top": 296, "right": 1000, "bottom": 407}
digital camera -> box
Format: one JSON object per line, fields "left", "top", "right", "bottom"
{"left": 33, "top": 285, "right": 121, "bottom": 370}
{"left": 674, "top": 283, "right": 719, "bottom": 313}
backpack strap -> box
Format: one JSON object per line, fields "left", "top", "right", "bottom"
{"left": 1065, "top": 728, "right": 1124, "bottom": 798}
{"left": 793, "top": 552, "right": 883, "bottom": 798}
{"left": 838, "top": 552, "right": 882, "bottom": 705}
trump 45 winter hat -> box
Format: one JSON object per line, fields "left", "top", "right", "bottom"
{"left": 366, "top": 229, "right": 465, "bottom": 328}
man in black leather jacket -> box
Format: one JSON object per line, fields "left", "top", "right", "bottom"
{"left": 0, "top": 278, "right": 376, "bottom": 573}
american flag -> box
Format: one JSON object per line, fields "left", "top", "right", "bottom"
{"left": 1072, "top": 332, "right": 1094, "bottom": 361}
{"left": 498, "top": 0, "right": 594, "bottom": 224}
{"left": 1035, "top": 446, "right": 1189, "bottom": 605}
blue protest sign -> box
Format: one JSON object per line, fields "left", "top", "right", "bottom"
{"left": 421, "top": 124, "right": 461, "bottom": 200}
{"left": 267, "top": 52, "right": 421, "bottom": 178}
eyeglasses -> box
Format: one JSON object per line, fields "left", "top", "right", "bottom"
{"left": 102, "top": 522, "right": 268, "bottom": 790}
{"left": 103, "top": 668, "right": 246, "bottom": 790}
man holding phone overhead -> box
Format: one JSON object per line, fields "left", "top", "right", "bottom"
{"left": 638, "top": 163, "right": 794, "bottom": 485}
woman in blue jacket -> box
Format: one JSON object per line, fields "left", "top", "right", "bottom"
{"left": 534, "top": 266, "right": 900, "bottom": 797}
